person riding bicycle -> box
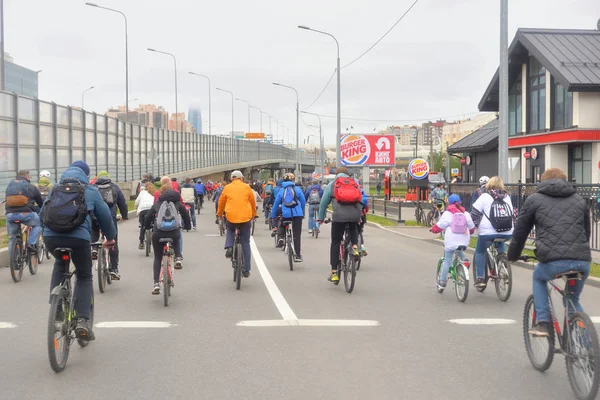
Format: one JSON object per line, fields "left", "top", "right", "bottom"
{"left": 429, "top": 183, "right": 447, "bottom": 211}
{"left": 430, "top": 194, "right": 475, "bottom": 290}
{"left": 144, "top": 180, "right": 191, "bottom": 295}
{"left": 472, "top": 175, "right": 489, "bottom": 204}
{"left": 5, "top": 169, "right": 44, "bottom": 257}
{"left": 37, "top": 170, "right": 53, "bottom": 203}
{"left": 40, "top": 160, "right": 116, "bottom": 341}
{"left": 263, "top": 178, "right": 275, "bottom": 220}
{"left": 213, "top": 182, "right": 226, "bottom": 224}
{"left": 206, "top": 181, "right": 214, "bottom": 199}
{"left": 170, "top": 177, "right": 180, "bottom": 193}
{"left": 470, "top": 176, "right": 513, "bottom": 289}
{"left": 271, "top": 173, "right": 306, "bottom": 262}
{"left": 305, "top": 180, "right": 323, "bottom": 235}
{"left": 92, "top": 171, "right": 128, "bottom": 281}
{"left": 194, "top": 179, "right": 206, "bottom": 210}
{"left": 318, "top": 167, "right": 368, "bottom": 283}
{"left": 508, "top": 168, "right": 591, "bottom": 337}
{"left": 181, "top": 177, "right": 197, "bottom": 231}
{"left": 135, "top": 182, "right": 156, "bottom": 250}
{"left": 217, "top": 171, "right": 257, "bottom": 278}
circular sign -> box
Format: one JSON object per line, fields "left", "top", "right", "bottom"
{"left": 460, "top": 158, "right": 466, "bottom": 165}
{"left": 524, "top": 152, "right": 531, "bottom": 159}
{"left": 340, "top": 135, "right": 370, "bottom": 166}
{"left": 408, "top": 158, "right": 430, "bottom": 180}
{"left": 531, "top": 148, "right": 538, "bottom": 160}
{"left": 465, "top": 156, "right": 471, "bottom": 166}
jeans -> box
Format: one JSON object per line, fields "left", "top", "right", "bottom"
{"left": 439, "top": 249, "right": 467, "bottom": 284}
{"left": 92, "top": 219, "right": 119, "bottom": 271}
{"left": 225, "top": 220, "right": 252, "bottom": 273}
{"left": 474, "top": 234, "right": 512, "bottom": 279}
{"left": 45, "top": 237, "right": 93, "bottom": 320}
{"left": 533, "top": 260, "right": 590, "bottom": 323}
{"left": 185, "top": 202, "right": 196, "bottom": 228}
{"left": 330, "top": 222, "right": 358, "bottom": 270}
{"left": 7, "top": 212, "right": 42, "bottom": 259}
{"left": 151, "top": 230, "right": 182, "bottom": 283}
{"left": 307, "top": 204, "right": 319, "bottom": 230}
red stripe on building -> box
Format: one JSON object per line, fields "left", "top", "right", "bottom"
{"left": 508, "top": 130, "right": 600, "bottom": 148}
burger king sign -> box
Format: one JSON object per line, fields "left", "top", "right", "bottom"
{"left": 408, "top": 158, "right": 430, "bottom": 180}
{"left": 340, "top": 134, "right": 395, "bottom": 166}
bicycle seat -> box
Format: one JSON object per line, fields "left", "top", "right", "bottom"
{"left": 159, "top": 238, "right": 173, "bottom": 244}
{"left": 53, "top": 248, "right": 73, "bottom": 258}
{"left": 554, "top": 270, "right": 583, "bottom": 280}
{"left": 456, "top": 245, "right": 467, "bottom": 251}
{"left": 493, "top": 238, "right": 510, "bottom": 243}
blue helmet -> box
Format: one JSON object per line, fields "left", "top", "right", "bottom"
{"left": 448, "top": 194, "right": 461, "bottom": 205}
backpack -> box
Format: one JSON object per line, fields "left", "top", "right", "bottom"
{"left": 181, "top": 187, "right": 195, "bottom": 204}
{"left": 483, "top": 196, "right": 513, "bottom": 232}
{"left": 282, "top": 186, "right": 298, "bottom": 208}
{"left": 97, "top": 183, "right": 115, "bottom": 206}
{"left": 309, "top": 189, "right": 321, "bottom": 204}
{"left": 450, "top": 211, "right": 468, "bottom": 234}
{"left": 42, "top": 180, "right": 88, "bottom": 233}
{"left": 155, "top": 201, "right": 180, "bottom": 232}
{"left": 5, "top": 179, "right": 30, "bottom": 207}
{"left": 265, "top": 184, "right": 273, "bottom": 196}
{"left": 334, "top": 177, "right": 362, "bottom": 205}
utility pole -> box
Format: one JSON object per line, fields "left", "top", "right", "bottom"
{"left": 498, "top": 0, "right": 509, "bottom": 180}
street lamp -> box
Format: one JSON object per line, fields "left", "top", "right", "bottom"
{"left": 147, "top": 48, "right": 178, "bottom": 131}
{"left": 262, "top": 111, "right": 272, "bottom": 139}
{"left": 250, "top": 105, "right": 263, "bottom": 133}
{"left": 86, "top": 3, "right": 129, "bottom": 122}
{"left": 216, "top": 88, "right": 234, "bottom": 139}
{"left": 234, "top": 98, "right": 251, "bottom": 133}
{"left": 298, "top": 25, "right": 341, "bottom": 167}
{"left": 301, "top": 110, "right": 325, "bottom": 176}
{"left": 81, "top": 85, "right": 95, "bottom": 109}
{"left": 189, "top": 72, "right": 211, "bottom": 134}
{"left": 273, "top": 82, "right": 300, "bottom": 181}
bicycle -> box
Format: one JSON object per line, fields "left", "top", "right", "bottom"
{"left": 475, "top": 238, "right": 512, "bottom": 301}
{"left": 435, "top": 246, "right": 470, "bottom": 302}
{"left": 159, "top": 238, "right": 175, "bottom": 306}
{"left": 280, "top": 218, "right": 296, "bottom": 271}
{"left": 219, "top": 215, "right": 226, "bottom": 236}
{"left": 265, "top": 204, "right": 273, "bottom": 229}
{"left": 427, "top": 200, "right": 445, "bottom": 227}
{"left": 323, "top": 219, "right": 359, "bottom": 293}
{"left": 521, "top": 255, "right": 600, "bottom": 400}
{"left": 311, "top": 207, "right": 320, "bottom": 239}
{"left": 414, "top": 202, "right": 428, "bottom": 227}
{"left": 9, "top": 221, "right": 38, "bottom": 282}
{"left": 91, "top": 236, "right": 111, "bottom": 293}
{"left": 231, "top": 224, "right": 244, "bottom": 290}
{"left": 47, "top": 247, "right": 95, "bottom": 372}
{"left": 145, "top": 227, "right": 152, "bottom": 257}
{"left": 196, "top": 195, "right": 204, "bottom": 215}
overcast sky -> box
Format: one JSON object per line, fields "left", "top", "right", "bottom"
{"left": 6, "top": 0, "right": 600, "bottom": 144}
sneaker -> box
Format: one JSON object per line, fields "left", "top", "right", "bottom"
{"left": 351, "top": 246, "right": 360, "bottom": 258}
{"left": 215, "top": 217, "right": 219, "bottom": 225}
{"left": 26, "top": 244, "right": 37, "bottom": 254}
{"left": 75, "top": 318, "right": 96, "bottom": 341}
{"left": 529, "top": 322, "right": 552, "bottom": 337}
{"left": 175, "top": 257, "right": 183, "bottom": 270}
{"left": 271, "top": 230, "right": 277, "bottom": 238}
{"left": 152, "top": 283, "right": 160, "bottom": 295}
{"left": 225, "top": 247, "right": 233, "bottom": 258}
{"left": 193, "top": 226, "right": 197, "bottom": 231}
{"left": 328, "top": 272, "right": 340, "bottom": 283}
{"left": 243, "top": 271, "right": 250, "bottom": 278}
{"left": 308, "top": 229, "right": 313, "bottom": 234}
{"left": 138, "top": 242, "right": 144, "bottom": 250}
{"left": 276, "top": 239, "right": 284, "bottom": 248}
{"left": 294, "top": 255, "right": 303, "bottom": 263}
{"left": 361, "top": 245, "right": 368, "bottom": 257}
{"left": 110, "top": 270, "right": 121, "bottom": 281}
{"left": 474, "top": 278, "right": 486, "bottom": 289}
{"left": 436, "top": 280, "right": 447, "bottom": 291}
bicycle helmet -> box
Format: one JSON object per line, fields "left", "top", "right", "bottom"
{"left": 40, "top": 170, "right": 51, "bottom": 178}
{"left": 283, "top": 172, "right": 295, "bottom": 182}
{"left": 479, "top": 176, "right": 490, "bottom": 186}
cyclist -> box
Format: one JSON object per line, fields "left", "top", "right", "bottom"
{"left": 144, "top": 180, "right": 191, "bottom": 295}
{"left": 92, "top": 171, "right": 128, "bottom": 280}
{"left": 318, "top": 167, "right": 367, "bottom": 283}
{"left": 5, "top": 169, "right": 44, "bottom": 257}
{"left": 213, "top": 181, "right": 226, "bottom": 224}
{"left": 508, "top": 168, "right": 591, "bottom": 337}
{"left": 195, "top": 178, "right": 206, "bottom": 210}
{"left": 170, "top": 177, "right": 180, "bottom": 193}
{"left": 41, "top": 160, "right": 116, "bottom": 341}
{"left": 217, "top": 171, "right": 257, "bottom": 278}
{"left": 206, "top": 181, "right": 214, "bottom": 199}
{"left": 263, "top": 178, "right": 275, "bottom": 222}
{"left": 269, "top": 178, "right": 285, "bottom": 246}
{"left": 472, "top": 175, "right": 489, "bottom": 204}
{"left": 470, "top": 176, "right": 513, "bottom": 289}
{"left": 271, "top": 173, "right": 306, "bottom": 262}
{"left": 181, "top": 177, "right": 197, "bottom": 231}
{"left": 429, "top": 183, "right": 447, "bottom": 211}
{"left": 305, "top": 180, "right": 323, "bottom": 235}
{"left": 135, "top": 182, "right": 155, "bottom": 250}
{"left": 37, "top": 170, "right": 53, "bottom": 202}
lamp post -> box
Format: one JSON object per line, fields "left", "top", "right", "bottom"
{"left": 301, "top": 110, "right": 325, "bottom": 176}
{"left": 262, "top": 112, "right": 272, "bottom": 140}
{"left": 216, "top": 88, "right": 234, "bottom": 139}
{"left": 234, "top": 98, "right": 250, "bottom": 133}
{"left": 298, "top": 25, "right": 341, "bottom": 167}
{"left": 81, "top": 85, "right": 95, "bottom": 109}
{"left": 86, "top": 3, "right": 129, "bottom": 122}
{"left": 189, "top": 72, "right": 211, "bottom": 134}
{"left": 272, "top": 82, "right": 300, "bottom": 181}
{"left": 147, "top": 48, "right": 178, "bottom": 132}
{"left": 250, "top": 105, "right": 263, "bottom": 133}
{"left": 0, "top": 0, "right": 4, "bottom": 91}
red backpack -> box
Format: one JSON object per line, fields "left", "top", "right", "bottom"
{"left": 334, "top": 177, "right": 362, "bottom": 205}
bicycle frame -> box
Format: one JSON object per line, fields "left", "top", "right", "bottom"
{"left": 282, "top": 220, "right": 295, "bottom": 256}
{"left": 536, "top": 278, "right": 580, "bottom": 351}
{"left": 160, "top": 242, "right": 174, "bottom": 284}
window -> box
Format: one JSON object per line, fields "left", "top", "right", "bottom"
{"left": 552, "top": 79, "right": 573, "bottom": 130}
{"left": 509, "top": 74, "right": 522, "bottom": 136}
{"left": 570, "top": 144, "right": 592, "bottom": 184}
{"left": 529, "top": 57, "right": 546, "bottom": 132}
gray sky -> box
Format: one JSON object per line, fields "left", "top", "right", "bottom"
{"left": 6, "top": 0, "right": 600, "bottom": 144}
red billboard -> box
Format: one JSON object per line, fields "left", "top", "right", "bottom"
{"left": 340, "top": 135, "right": 395, "bottom": 166}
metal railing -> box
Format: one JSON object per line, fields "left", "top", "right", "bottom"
{"left": 0, "top": 91, "right": 312, "bottom": 199}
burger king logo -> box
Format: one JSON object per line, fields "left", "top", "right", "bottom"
{"left": 408, "top": 158, "right": 429, "bottom": 179}
{"left": 340, "top": 135, "right": 370, "bottom": 165}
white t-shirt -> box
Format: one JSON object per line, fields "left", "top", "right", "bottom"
{"left": 437, "top": 209, "right": 475, "bottom": 250}
{"left": 472, "top": 192, "right": 514, "bottom": 236}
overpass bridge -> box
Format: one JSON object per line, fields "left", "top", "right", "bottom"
{"left": 0, "top": 92, "right": 315, "bottom": 198}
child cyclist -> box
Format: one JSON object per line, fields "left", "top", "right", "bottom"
{"left": 430, "top": 194, "right": 475, "bottom": 290}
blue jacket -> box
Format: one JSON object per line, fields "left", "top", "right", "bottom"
{"left": 318, "top": 173, "right": 368, "bottom": 222}
{"left": 268, "top": 179, "right": 284, "bottom": 206}
{"left": 271, "top": 181, "right": 306, "bottom": 219}
{"left": 305, "top": 184, "right": 324, "bottom": 204}
{"left": 213, "top": 186, "right": 224, "bottom": 204}
{"left": 195, "top": 182, "right": 206, "bottom": 195}
{"left": 94, "top": 177, "right": 128, "bottom": 220}
{"left": 40, "top": 166, "right": 116, "bottom": 242}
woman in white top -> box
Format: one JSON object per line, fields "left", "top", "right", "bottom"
{"left": 470, "top": 176, "right": 514, "bottom": 288}
{"left": 135, "top": 182, "right": 156, "bottom": 250}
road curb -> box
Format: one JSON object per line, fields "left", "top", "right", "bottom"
{"left": 366, "top": 221, "right": 600, "bottom": 290}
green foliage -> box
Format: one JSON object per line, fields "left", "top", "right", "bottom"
{"left": 366, "top": 214, "right": 397, "bottom": 226}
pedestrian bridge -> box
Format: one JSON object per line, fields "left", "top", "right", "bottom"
{"left": 0, "top": 91, "right": 315, "bottom": 198}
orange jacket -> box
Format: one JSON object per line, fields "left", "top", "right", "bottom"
{"left": 217, "top": 179, "right": 257, "bottom": 223}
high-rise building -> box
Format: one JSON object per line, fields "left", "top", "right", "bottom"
{"left": 3, "top": 53, "right": 39, "bottom": 98}
{"left": 188, "top": 107, "right": 202, "bottom": 134}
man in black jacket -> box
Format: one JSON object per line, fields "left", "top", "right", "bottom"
{"left": 508, "top": 168, "right": 591, "bottom": 337}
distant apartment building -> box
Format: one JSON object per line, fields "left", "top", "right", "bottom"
{"left": 3, "top": 52, "right": 39, "bottom": 98}
{"left": 168, "top": 112, "right": 194, "bottom": 133}
{"left": 442, "top": 113, "right": 498, "bottom": 149}
{"left": 421, "top": 120, "right": 445, "bottom": 147}
{"left": 188, "top": 107, "right": 202, "bottom": 134}
{"left": 387, "top": 125, "right": 418, "bottom": 146}
{"left": 106, "top": 104, "right": 171, "bottom": 129}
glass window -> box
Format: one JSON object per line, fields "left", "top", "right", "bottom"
{"left": 0, "top": 93, "right": 14, "bottom": 117}
{"left": 57, "top": 149, "right": 70, "bottom": 167}
{"left": 72, "top": 149, "right": 83, "bottom": 162}
{"left": 509, "top": 74, "right": 522, "bottom": 136}
{"left": 72, "top": 109, "right": 83, "bottom": 128}
{"left": 86, "top": 150, "right": 95, "bottom": 168}
{"left": 553, "top": 80, "right": 573, "bottom": 130}
{"left": 18, "top": 97, "right": 36, "bottom": 121}
{"left": 86, "top": 131, "right": 95, "bottom": 149}
{"left": 18, "top": 123, "right": 36, "bottom": 146}
{"left": 97, "top": 149, "right": 106, "bottom": 166}
{"left": 0, "top": 147, "right": 16, "bottom": 171}
{"left": 18, "top": 148, "right": 36, "bottom": 169}
{"left": 0, "top": 120, "right": 15, "bottom": 144}
{"left": 57, "top": 106, "right": 69, "bottom": 126}
{"left": 108, "top": 149, "right": 116, "bottom": 165}
{"left": 97, "top": 132, "right": 106, "bottom": 149}
{"left": 108, "top": 133, "right": 116, "bottom": 149}
{"left": 529, "top": 57, "right": 546, "bottom": 132}
{"left": 72, "top": 130, "right": 83, "bottom": 147}
{"left": 570, "top": 144, "right": 592, "bottom": 183}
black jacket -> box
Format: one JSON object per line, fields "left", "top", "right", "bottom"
{"left": 5, "top": 176, "right": 44, "bottom": 214}
{"left": 507, "top": 179, "right": 591, "bottom": 263}
{"left": 94, "top": 178, "right": 129, "bottom": 220}
{"left": 144, "top": 189, "right": 191, "bottom": 231}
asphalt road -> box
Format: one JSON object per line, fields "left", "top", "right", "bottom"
{"left": 1, "top": 207, "right": 600, "bottom": 399}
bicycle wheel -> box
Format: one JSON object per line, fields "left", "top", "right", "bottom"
{"left": 454, "top": 263, "right": 469, "bottom": 302}
{"left": 415, "top": 207, "right": 421, "bottom": 225}
{"left": 251, "top": 220, "right": 255, "bottom": 236}
{"left": 566, "top": 312, "right": 600, "bottom": 400}
{"left": 235, "top": 243, "right": 243, "bottom": 290}
{"left": 268, "top": 217, "right": 273, "bottom": 230}
{"left": 163, "top": 258, "right": 169, "bottom": 307}
{"left": 9, "top": 239, "right": 24, "bottom": 283}
{"left": 425, "top": 211, "right": 433, "bottom": 227}
{"left": 28, "top": 248, "right": 38, "bottom": 275}
{"left": 435, "top": 258, "right": 444, "bottom": 293}
{"left": 77, "top": 295, "right": 94, "bottom": 348}
{"left": 47, "top": 293, "right": 70, "bottom": 372}
{"left": 356, "top": 234, "right": 362, "bottom": 271}
{"left": 286, "top": 237, "right": 294, "bottom": 271}
{"left": 37, "top": 236, "right": 45, "bottom": 264}
{"left": 495, "top": 255, "right": 512, "bottom": 302}
{"left": 343, "top": 246, "right": 356, "bottom": 293}
{"left": 523, "top": 294, "right": 554, "bottom": 372}
{"left": 105, "top": 250, "right": 112, "bottom": 285}
{"left": 315, "top": 226, "right": 319, "bottom": 239}
{"left": 97, "top": 249, "right": 106, "bottom": 293}
{"left": 219, "top": 220, "right": 225, "bottom": 236}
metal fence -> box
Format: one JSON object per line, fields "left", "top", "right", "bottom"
{"left": 0, "top": 91, "right": 309, "bottom": 199}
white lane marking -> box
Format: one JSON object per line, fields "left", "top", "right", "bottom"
{"left": 591, "top": 317, "right": 600, "bottom": 323}
{"left": 250, "top": 237, "right": 298, "bottom": 321}
{"left": 204, "top": 234, "right": 221, "bottom": 237}
{"left": 95, "top": 321, "right": 176, "bottom": 328}
{"left": 447, "top": 319, "right": 516, "bottom": 325}
{"left": 237, "top": 319, "right": 380, "bottom": 327}
{"left": 0, "top": 322, "right": 17, "bottom": 328}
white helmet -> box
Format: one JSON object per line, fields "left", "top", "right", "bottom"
{"left": 40, "top": 170, "right": 51, "bottom": 178}
{"left": 479, "top": 175, "right": 490, "bottom": 186}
